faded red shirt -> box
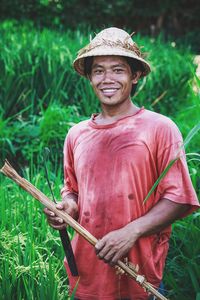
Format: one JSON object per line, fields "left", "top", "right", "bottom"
{"left": 61, "top": 108, "right": 199, "bottom": 300}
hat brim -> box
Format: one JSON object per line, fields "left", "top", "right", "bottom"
{"left": 73, "top": 45, "right": 151, "bottom": 78}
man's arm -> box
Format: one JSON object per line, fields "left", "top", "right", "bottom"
{"left": 43, "top": 193, "right": 79, "bottom": 230}
{"left": 95, "top": 199, "right": 190, "bottom": 266}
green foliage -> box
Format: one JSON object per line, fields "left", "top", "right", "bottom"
{"left": 165, "top": 212, "right": 200, "bottom": 299}
{"left": 174, "top": 74, "right": 200, "bottom": 152}
{"left": 0, "top": 21, "right": 99, "bottom": 120}
{"left": 0, "top": 104, "right": 84, "bottom": 167}
{"left": 0, "top": 114, "right": 15, "bottom": 161}
{"left": 70, "top": 277, "right": 80, "bottom": 300}
{"left": 0, "top": 169, "right": 70, "bottom": 300}
{"left": 39, "top": 104, "right": 86, "bottom": 163}
{"left": 0, "top": 0, "right": 200, "bottom": 43}
{"left": 135, "top": 35, "right": 196, "bottom": 114}
{"left": 40, "top": 104, "right": 84, "bottom": 145}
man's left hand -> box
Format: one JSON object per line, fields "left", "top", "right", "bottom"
{"left": 95, "top": 225, "right": 139, "bottom": 266}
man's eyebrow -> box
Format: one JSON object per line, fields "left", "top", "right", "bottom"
{"left": 92, "top": 64, "right": 103, "bottom": 69}
{"left": 92, "top": 63, "right": 127, "bottom": 69}
{"left": 112, "top": 64, "right": 127, "bottom": 68}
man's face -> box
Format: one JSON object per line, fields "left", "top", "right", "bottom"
{"left": 89, "top": 56, "right": 140, "bottom": 107}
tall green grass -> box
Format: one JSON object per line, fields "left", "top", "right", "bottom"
{"left": 0, "top": 166, "right": 71, "bottom": 300}
{"left": 0, "top": 20, "right": 98, "bottom": 119}
{"left": 165, "top": 211, "right": 200, "bottom": 300}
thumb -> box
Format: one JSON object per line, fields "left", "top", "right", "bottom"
{"left": 56, "top": 202, "right": 65, "bottom": 210}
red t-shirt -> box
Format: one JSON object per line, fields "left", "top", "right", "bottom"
{"left": 61, "top": 108, "right": 199, "bottom": 300}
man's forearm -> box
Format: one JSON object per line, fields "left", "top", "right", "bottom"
{"left": 127, "top": 198, "right": 190, "bottom": 238}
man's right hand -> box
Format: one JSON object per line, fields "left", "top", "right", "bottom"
{"left": 43, "top": 194, "right": 78, "bottom": 230}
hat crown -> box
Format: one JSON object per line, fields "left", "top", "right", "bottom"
{"left": 73, "top": 27, "right": 151, "bottom": 77}
{"left": 92, "top": 27, "right": 134, "bottom": 46}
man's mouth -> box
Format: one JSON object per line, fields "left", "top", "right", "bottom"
{"left": 101, "top": 88, "right": 119, "bottom": 97}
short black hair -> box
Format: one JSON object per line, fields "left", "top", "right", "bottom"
{"left": 84, "top": 56, "right": 94, "bottom": 77}
{"left": 83, "top": 56, "right": 144, "bottom": 96}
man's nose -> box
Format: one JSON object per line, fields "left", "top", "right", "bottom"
{"left": 102, "top": 70, "right": 115, "bottom": 83}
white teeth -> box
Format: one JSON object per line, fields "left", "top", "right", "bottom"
{"left": 102, "top": 89, "right": 117, "bottom": 92}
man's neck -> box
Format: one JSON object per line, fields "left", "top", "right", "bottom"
{"left": 95, "top": 100, "right": 139, "bottom": 125}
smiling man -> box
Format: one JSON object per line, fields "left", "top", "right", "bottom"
{"left": 89, "top": 56, "right": 140, "bottom": 110}
{"left": 44, "top": 28, "right": 199, "bottom": 300}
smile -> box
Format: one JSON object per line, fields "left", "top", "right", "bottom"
{"left": 101, "top": 88, "right": 119, "bottom": 96}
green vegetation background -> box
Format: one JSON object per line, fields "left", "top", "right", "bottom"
{"left": 0, "top": 18, "right": 200, "bottom": 300}
{"left": 1, "top": 0, "right": 200, "bottom": 50}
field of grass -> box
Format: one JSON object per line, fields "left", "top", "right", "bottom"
{"left": 0, "top": 167, "right": 71, "bottom": 300}
{"left": 0, "top": 20, "right": 199, "bottom": 300}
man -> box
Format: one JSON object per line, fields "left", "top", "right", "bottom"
{"left": 44, "top": 28, "right": 199, "bottom": 300}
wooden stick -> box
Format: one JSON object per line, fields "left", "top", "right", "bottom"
{"left": 0, "top": 161, "right": 168, "bottom": 300}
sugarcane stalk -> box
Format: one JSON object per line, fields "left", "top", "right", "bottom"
{"left": 0, "top": 160, "right": 168, "bottom": 300}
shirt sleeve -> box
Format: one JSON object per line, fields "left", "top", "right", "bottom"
{"left": 156, "top": 120, "right": 199, "bottom": 216}
{"left": 60, "top": 132, "right": 78, "bottom": 198}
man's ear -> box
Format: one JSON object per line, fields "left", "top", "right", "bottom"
{"left": 132, "top": 71, "right": 142, "bottom": 84}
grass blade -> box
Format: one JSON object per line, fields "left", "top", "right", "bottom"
{"left": 143, "top": 123, "right": 200, "bottom": 204}
{"left": 70, "top": 277, "right": 80, "bottom": 300}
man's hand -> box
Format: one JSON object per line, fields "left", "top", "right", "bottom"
{"left": 95, "top": 224, "right": 139, "bottom": 266}
{"left": 43, "top": 193, "right": 78, "bottom": 230}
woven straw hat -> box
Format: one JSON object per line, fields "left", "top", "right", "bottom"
{"left": 73, "top": 27, "right": 151, "bottom": 78}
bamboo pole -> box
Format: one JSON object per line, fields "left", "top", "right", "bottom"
{"left": 0, "top": 161, "right": 168, "bottom": 300}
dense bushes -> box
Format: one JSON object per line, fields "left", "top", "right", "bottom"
{"left": 1, "top": 0, "right": 200, "bottom": 45}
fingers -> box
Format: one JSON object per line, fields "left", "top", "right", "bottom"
{"left": 43, "top": 207, "right": 55, "bottom": 217}
{"left": 43, "top": 202, "right": 67, "bottom": 218}
{"left": 47, "top": 217, "right": 66, "bottom": 230}
{"left": 98, "top": 250, "right": 116, "bottom": 265}
{"left": 95, "top": 238, "right": 117, "bottom": 265}
{"left": 47, "top": 215, "right": 64, "bottom": 225}
{"left": 43, "top": 198, "right": 78, "bottom": 230}
{"left": 48, "top": 222, "right": 66, "bottom": 230}
{"left": 96, "top": 243, "right": 125, "bottom": 266}
{"left": 95, "top": 229, "right": 133, "bottom": 266}
{"left": 96, "top": 247, "right": 119, "bottom": 266}
{"left": 43, "top": 207, "right": 66, "bottom": 230}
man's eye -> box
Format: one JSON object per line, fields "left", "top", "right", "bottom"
{"left": 94, "top": 69, "right": 103, "bottom": 74}
{"left": 114, "top": 68, "right": 124, "bottom": 73}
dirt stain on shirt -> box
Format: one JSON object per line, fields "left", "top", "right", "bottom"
{"left": 128, "top": 193, "right": 134, "bottom": 200}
